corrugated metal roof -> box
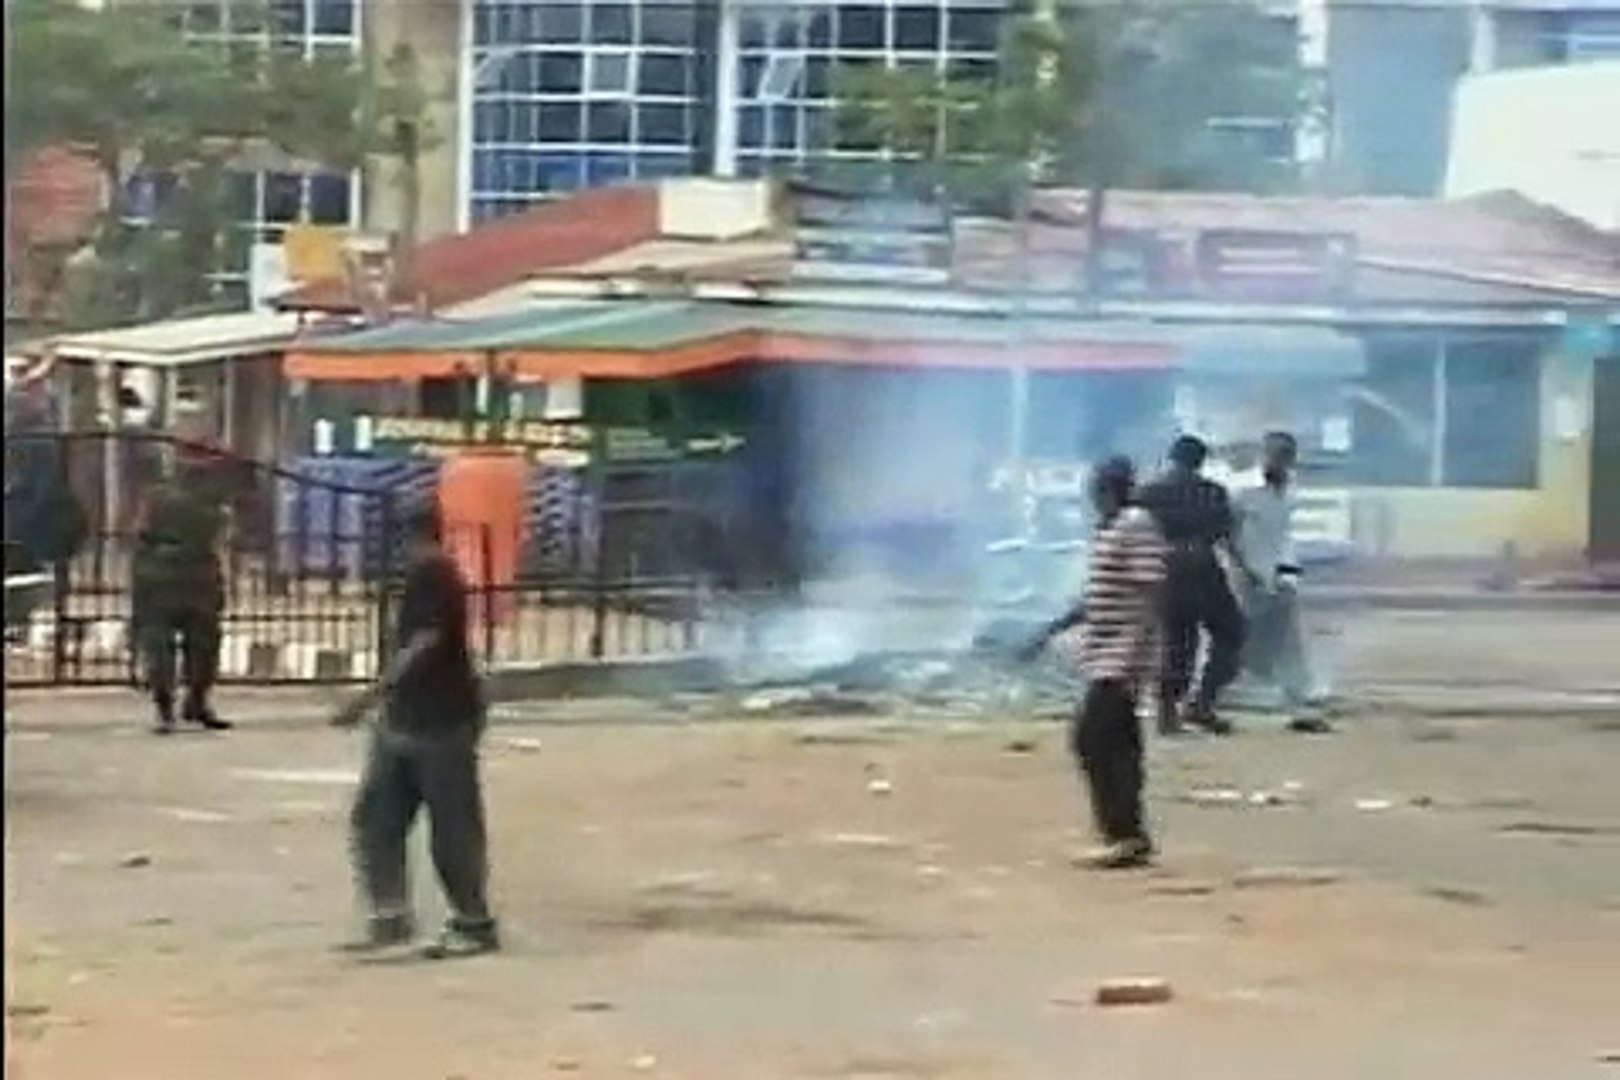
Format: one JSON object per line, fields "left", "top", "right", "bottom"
{"left": 44, "top": 311, "right": 309, "bottom": 366}
{"left": 302, "top": 300, "right": 1189, "bottom": 356}
{"left": 281, "top": 187, "right": 662, "bottom": 313}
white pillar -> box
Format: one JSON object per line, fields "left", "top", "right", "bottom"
{"left": 1469, "top": 4, "right": 1498, "bottom": 74}
{"left": 454, "top": 0, "right": 476, "bottom": 232}
{"left": 713, "top": 0, "right": 742, "bottom": 178}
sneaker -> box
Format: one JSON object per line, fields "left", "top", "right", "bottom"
{"left": 152, "top": 709, "right": 176, "bottom": 736}
{"left": 421, "top": 921, "right": 500, "bottom": 961}
{"left": 336, "top": 913, "right": 414, "bottom": 954}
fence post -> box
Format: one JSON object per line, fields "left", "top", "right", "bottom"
{"left": 480, "top": 522, "right": 496, "bottom": 663}
{"left": 374, "top": 493, "right": 396, "bottom": 679}
{"left": 49, "top": 557, "right": 71, "bottom": 685}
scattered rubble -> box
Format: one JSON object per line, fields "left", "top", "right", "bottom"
{"left": 1421, "top": 885, "right": 1492, "bottom": 908}
{"left": 1500, "top": 820, "right": 1619, "bottom": 838}
{"left": 1146, "top": 879, "right": 1219, "bottom": 898}
{"left": 1232, "top": 866, "right": 1344, "bottom": 890}
{"left": 1094, "top": 978, "right": 1174, "bottom": 1007}
{"left": 568, "top": 999, "right": 616, "bottom": 1013}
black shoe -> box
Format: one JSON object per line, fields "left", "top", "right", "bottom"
{"left": 1288, "top": 715, "right": 1333, "bottom": 735}
{"left": 336, "top": 913, "right": 415, "bottom": 954}
{"left": 183, "top": 700, "right": 233, "bottom": 732}
{"left": 421, "top": 920, "right": 500, "bottom": 960}
{"left": 1187, "top": 706, "right": 1233, "bottom": 736}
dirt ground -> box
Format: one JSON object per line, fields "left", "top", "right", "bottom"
{"left": 6, "top": 610, "right": 1620, "bottom": 1080}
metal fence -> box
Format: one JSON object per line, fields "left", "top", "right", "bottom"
{"left": 4, "top": 430, "right": 746, "bottom": 688}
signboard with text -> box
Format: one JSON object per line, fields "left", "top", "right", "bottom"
{"left": 361, "top": 416, "right": 744, "bottom": 466}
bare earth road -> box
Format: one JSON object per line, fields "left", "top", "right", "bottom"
{"left": 6, "top": 610, "right": 1620, "bottom": 1080}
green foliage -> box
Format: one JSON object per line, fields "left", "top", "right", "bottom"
{"left": 832, "top": 2, "right": 1311, "bottom": 206}
{"left": 4, "top": 0, "right": 434, "bottom": 329}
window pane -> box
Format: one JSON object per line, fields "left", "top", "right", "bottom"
{"left": 539, "top": 52, "right": 584, "bottom": 92}
{"left": 739, "top": 13, "right": 770, "bottom": 48}
{"left": 308, "top": 173, "right": 351, "bottom": 224}
{"left": 948, "top": 10, "right": 1000, "bottom": 52}
{"left": 641, "top": 5, "right": 694, "bottom": 46}
{"left": 895, "top": 5, "right": 942, "bottom": 50}
{"left": 1441, "top": 337, "right": 1541, "bottom": 489}
{"left": 540, "top": 154, "right": 585, "bottom": 191}
{"left": 513, "top": 101, "right": 544, "bottom": 142}
{"left": 589, "top": 51, "right": 633, "bottom": 94}
{"left": 587, "top": 101, "right": 631, "bottom": 142}
{"left": 768, "top": 105, "right": 797, "bottom": 149}
{"left": 473, "top": 148, "right": 497, "bottom": 191}
{"left": 637, "top": 103, "right": 688, "bottom": 144}
{"left": 509, "top": 4, "right": 544, "bottom": 43}
{"left": 738, "top": 104, "right": 764, "bottom": 149}
{"left": 837, "top": 6, "right": 886, "bottom": 49}
{"left": 540, "top": 4, "right": 585, "bottom": 43}
{"left": 806, "top": 10, "right": 831, "bottom": 48}
{"left": 1348, "top": 338, "right": 1436, "bottom": 487}
{"left": 634, "top": 151, "right": 692, "bottom": 179}
{"left": 639, "top": 53, "right": 688, "bottom": 96}
{"left": 804, "top": 57, "right": 832, "bottom": 99}
{"left": 269, "top": 0, "right": 305, "bottom": 37}
{"left": 586, "top": 152, "right": 632, "bottom": 185}
{"left": 312, "top": 0, "right": 354, "bottom": 35}
{"left": 590, "top": 4, "right": 634, "bottom": 44}
{"left": 263, "top": 172, "right": 304, "bottom": 224}
{"left": 474, "top": 101, "right": 498, "bottom": 142}
{"left": 538, "top": 101, "right": 584, "bottom": 142}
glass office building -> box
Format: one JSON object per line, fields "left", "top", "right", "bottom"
{"left": 126, "top": 0, "right": 363, "bottom": 306}
{"left": 464, "top": 0, "right": 1011, "bottom": 224}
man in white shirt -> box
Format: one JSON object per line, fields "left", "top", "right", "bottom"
{"left": 1232, "top": 432, "right": 1331, "bottom": 734}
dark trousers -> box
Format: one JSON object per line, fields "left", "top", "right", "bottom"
{"left": 1071, "top": 679, "right": 1147, "bottom": 844}
{"left": 350, "top": 728, "right": 494, "bottom": 930}
{"left": 138, "top": 605, "right": 220, "bottom": 710}
{"left": 1160, "top": 560, "right": 1246, "bottom": 717}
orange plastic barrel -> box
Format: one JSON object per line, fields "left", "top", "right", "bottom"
{"left": 437, "top": 450, "right": 526, "bottom": 627}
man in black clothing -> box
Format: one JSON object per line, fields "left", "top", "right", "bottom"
{"left": 332, "top": 501, "right": 499, "bottom": 959}
{"left": 1137, "top": 435, "right": 1247, "bottom": 736}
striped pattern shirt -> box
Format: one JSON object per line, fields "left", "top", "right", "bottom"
{"left": 1064, "top": 506, "right": 1168, "bottom": 682}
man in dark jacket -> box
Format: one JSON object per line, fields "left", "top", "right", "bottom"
{"left": 131, "top": 464, "right": 231, "bottom": 734}
{"left": 332, "top": 500, "right": 499, "bottom": 960}
{"left": 1136, "top": 435, "right": 1247, "bottom": 735}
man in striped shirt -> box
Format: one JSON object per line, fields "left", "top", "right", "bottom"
{"left": 1026, "top": 456, "right": 1168, "bottom": 869}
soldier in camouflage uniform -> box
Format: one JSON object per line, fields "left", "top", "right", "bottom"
{"left": 131, "top": 460, "right": 233, "bottom": 734}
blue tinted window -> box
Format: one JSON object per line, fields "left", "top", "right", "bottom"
{"left": 586, "top": 152, "right": 632, "bottom": 185}
{"left": 308, "top": 173, "right": 352, "bottom": 224}
{"left": 540, "top": 155, "right": 585, "bottom": 192}
{"left": 312, "top": 0, "right": 354, "bottom": 35}
{"left": 635, "top": 152, "right": 693, "bottom": 179}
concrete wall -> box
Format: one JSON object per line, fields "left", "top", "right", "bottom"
{"left": 1350, "top": 349, "right": 1593, "bottom": 559}
{"left": 362, "top": 0, "right": 464, "bottom": 242}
